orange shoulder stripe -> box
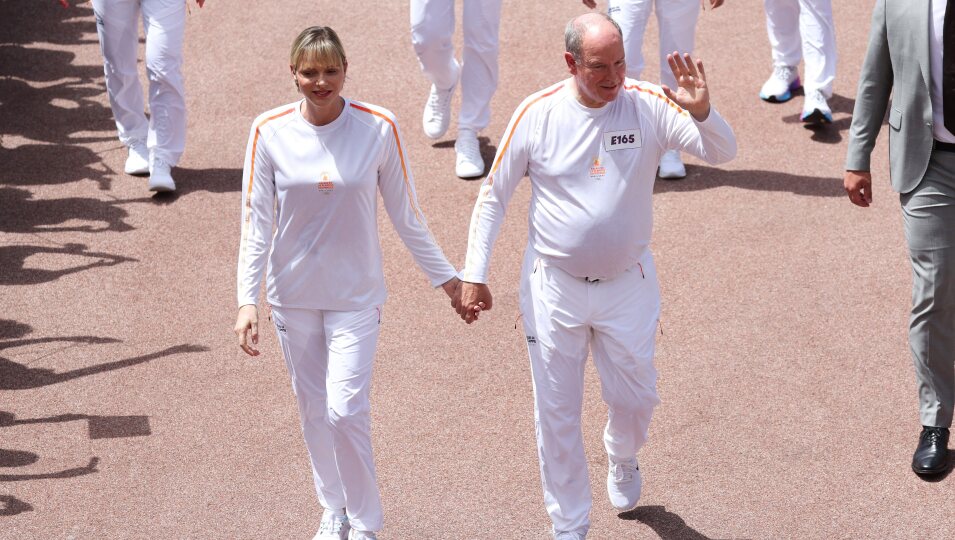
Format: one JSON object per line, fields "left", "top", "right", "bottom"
{"left": 245, "top": 107, "right": 295, "bottom": 207}
{"left": 348, "top": 102, "right": 423, "bottom": 224}
{"left": 487, "top": 84, "right": 564, "bottom": 181}
{"left": 624, "top": 83, "right": 689, "bottom": 116}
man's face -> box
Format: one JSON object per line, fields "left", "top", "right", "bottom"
{"left": 566, "top": 25, "right": 626, "bottom": 108}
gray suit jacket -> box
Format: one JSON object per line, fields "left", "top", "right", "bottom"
{"left": 845, "top": 0, "right": 936, "bottom": 194}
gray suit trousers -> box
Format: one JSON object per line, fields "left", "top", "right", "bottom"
{"left": 901, "top": 149, "right": 955, "bottom": 428}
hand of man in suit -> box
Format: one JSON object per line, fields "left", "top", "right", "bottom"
{"left": 845, "top": 170, "right": 873, "bottom": 207}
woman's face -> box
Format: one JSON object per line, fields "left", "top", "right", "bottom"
{"left": 292, "top": 59, "right": 346, "bottom": 111}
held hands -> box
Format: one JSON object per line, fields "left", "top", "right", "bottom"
{"left": 844, "top": 170, "right": 873, "bottom": 207}
{"left": 440, "top": 276, "right": 461, "bottom": 299}
{"left": 662, "top": 53, "right": 711, "bottom": 122}
{"left": 451, "top": 281, "right": 492, "bottom": 324}
{"left": 234, "top": 304, "right": 260, "bottom": 356}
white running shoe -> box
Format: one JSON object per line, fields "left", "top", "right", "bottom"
{"left": 657, "top": 149, "right": 686, "bottom": 180}
{"left": 148, "top": 158, "right": 176, "bottom": 192}
{"left": 347, "top": 528, "right": 377, "bottom": 540}
{"left": 759, "top": 65, "right": 801, "bottom": 103}
{"left": 454, "top": 130, "right": 485, "bottom": 178}
{"left": 800, "top": 90, "right": 833, "bottom": 125}
{"left": 314, "top": 508, "right": 349, "bottom": 540}
{"left": 422, "top": 61, "right": 460, "bottom": 139}
{"left": 607, "top": 456, "right": 641, "bottom": 511}
{"left": 124, "top": 144, "right": 149, "bottom": 175}
{"left": 554, "top": 531, "right": 586, "bottom": 539}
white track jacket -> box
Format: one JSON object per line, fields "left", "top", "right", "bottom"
{"left": 463, "top": 79, "right": 737, "bottom": 282}
{"left": 238, "top": 99, "right": 457, "bottom": 310}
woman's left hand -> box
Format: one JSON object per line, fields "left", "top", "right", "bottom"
{"left": 440, "top": 276, "right": 461, "bottom": 299}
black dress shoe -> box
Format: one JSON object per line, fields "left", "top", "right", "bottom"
{"left": 911, "top": 426, "right": 950, "bottom": 475}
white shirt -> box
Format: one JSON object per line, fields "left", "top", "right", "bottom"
{"left": 237, "top": 99, "right": 456, "bottom": 310}
{"left": 463, "top": 79, "right": 737, "bottom": 282}
{"left": 931, "top": 0, "right": 955, "bottom": 143}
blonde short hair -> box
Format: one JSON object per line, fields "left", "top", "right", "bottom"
{"left": 290, "top": 26, "right": 347, "bottom": 70}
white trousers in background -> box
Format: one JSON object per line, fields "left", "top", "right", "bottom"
{"left": 519, "top": 249, "right": 662, "bottom": 535}
{"left": 270, "top": 306, "right": 383, "bottom": 533}
{"left": 608, "top": 0, "right": 700, "bottom": 88}
{"left": 763, "top": 0, "right": 837, "bottom": 97}
{"left": 410, "top": 0, "right": 502, "bottom": 133}
{"left": 92, "top": 0, "right": 187, "bottom": 165}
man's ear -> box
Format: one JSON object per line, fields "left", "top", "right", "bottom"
{"left": 564, "top": 52, "right": 578, "bottom": 75}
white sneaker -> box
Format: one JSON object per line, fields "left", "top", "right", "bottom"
{"left": 347, "top": 528, "right": 377, "bottom": 540}
{"left": 422, "top": 60, "right": 460, "bottom": 139}
{"left": 454, "top": 130, "right": 485, "bottom": 178}
{"left": 607, "top": 456, "right": 641, "bottom": 511}
{"left": 801, "top": 90, "right": 833, "bottom": 125}
{"left": 657, "top": 149, "right": 686, "bottom": 180}
{"left": 124, "top": 144, "right": 149, "bottom": 175}
{"left": 759, "top": 65, "right": 801, "bottom": 103}
{"left": 148, "top": 158, "right": 176, "bottom": 192}
{"left": 554, "top": 531, "right": 586, "bottom": 539}
{"left": 314, "top": 508, "right": 349, "bottom": 540}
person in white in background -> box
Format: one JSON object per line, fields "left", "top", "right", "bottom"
{"left": 759, "top": 0, "right": 837, "bottom": 125}
{"left": 453, "top": 13, "right": 736, "bottom": 539}
{"left": 410, "top": 0, "right": 502, "bottom": 179}
{"left": 234, "top": 27, "right": 459, "bottom": 540}
{"left": 91, "top": 0, "right": 204, "bottom": 192}
{"left": 582, "top": 0, "right": 724, "bottom": 179}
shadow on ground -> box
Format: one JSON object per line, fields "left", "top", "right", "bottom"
{"left": 778, "top": 93, "right": 861, "bottom": 144}
{"left": 656, "top": 165, "right": 843, "bottom": 197}
{"left": 619, "top": 505, "right": 716, "bottom": 540}
{"left": 0, "top": 319, "right": 209, "bottom": 390}
{"left": 0, "top": 495, "right": 33, "bottom": 516}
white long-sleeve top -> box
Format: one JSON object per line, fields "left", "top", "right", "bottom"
{"left": 463, "top": 79, "right": 737, "bottom": 282}
{"left": 237, "top": 99, "right": 457, "bottom": 310}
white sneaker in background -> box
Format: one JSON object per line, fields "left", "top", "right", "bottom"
{"left": 454, "top": 129, "right": 485, "bottom": 179}
{"left": 657, "top": 149, "right": 686, "bottom": 180}
{"left": 124, "top": 143, "right": 149, "bottom": 175}
{"left": 347, "top": 528, "right": 377, "bottom": 540}
{"left": 554, "top": 530, "right": 586, "bottom": 539}
{"left": 147, "top": 158, "right": 176, "bottom": 192}
{"left": 422, "top": 60, "right": 460, "bottom": 139}
{"left": 759, "top": 65, "right": 801, "bottom": 103}
{"left": 800, "top": 90, "right": 833, "bottom": 125}
{"left": 313, "top": 508, "right": 349, "bottom": 540}
{"left": 607, "top": 456, "right": 642, "bottom": 511}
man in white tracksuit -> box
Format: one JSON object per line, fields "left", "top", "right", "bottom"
{"left": 582, "top": 0, "right": 724, "bottom": 179}
{"left": 759, "top": 0, "right": 837, "bottom": 125}
{"left": 453, "top": 13, "right": 736, "bottom": 539}
{"left": 91, "top": 0, "right": 202, "bottom": 192}
{"left": 410, "top": 0, "right": 502, "bottom": 179}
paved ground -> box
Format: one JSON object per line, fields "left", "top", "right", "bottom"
{"left": 2, "top": 0, "right": 954, "bottom": 538}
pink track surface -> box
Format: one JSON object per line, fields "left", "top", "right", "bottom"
{"left": 2, "top": 1, "right": 953, "bottom": 538}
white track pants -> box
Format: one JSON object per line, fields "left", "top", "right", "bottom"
{"left": 763, "top": 0, "right": 837, "bottom": 97}
{"left": 92, "top": 0, "right": 187, "bottom": 165}
{"left": 410, "top": 0, "right": 502, "bottom": 133}
{"left": 270, "top": 306, "right": 383, "bottom": 533}
{"left": 519, "top": 250, "right": 661, "bottom": 534}
{"left": 608, "top": 0, "right": 700, "bottom": 88}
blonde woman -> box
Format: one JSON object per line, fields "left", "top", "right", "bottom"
{"left": 234, "top": 26, "right": 459, "bottom": 540}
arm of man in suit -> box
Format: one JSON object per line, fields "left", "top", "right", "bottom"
{"left": 844, "top": 0, "right": 891, "bottom": 207}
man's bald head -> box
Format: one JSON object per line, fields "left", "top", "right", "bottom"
{"left": 565, "top": 12, "right": 623, "bottom": 63}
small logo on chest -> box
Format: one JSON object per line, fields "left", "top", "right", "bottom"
{"left": 604, "top": 129, "right": 641, "bottom": 151}
{"left": 317, "top": 172, "right": 334, "bottom": 194}
{"left": 589, "top": 157, "right": 606, "bottom": 179}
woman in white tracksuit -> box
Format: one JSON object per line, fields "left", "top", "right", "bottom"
{"left": 233, "top": 27, "right": 459, "bottom": 540}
